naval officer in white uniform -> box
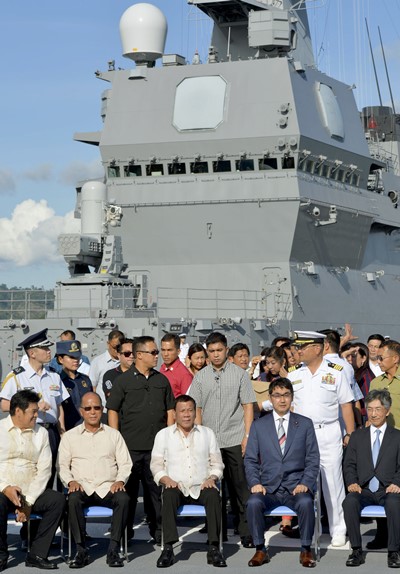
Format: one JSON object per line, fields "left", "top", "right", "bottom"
{"left": 287, "top": 330, "right": 355, "bottom": 547}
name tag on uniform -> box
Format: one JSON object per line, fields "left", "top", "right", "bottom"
{"left": 291, "top": 380, "right": 302, "bottom": 386}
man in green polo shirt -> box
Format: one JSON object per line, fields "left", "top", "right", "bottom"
{"left": 370, "top": 340, "right": 400, "bottom": 429}
{"left": 367, "top": 339, "right": 400, "bottom": 550}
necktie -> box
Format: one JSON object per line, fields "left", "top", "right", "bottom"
{"left": 278, "top": 417, "right": 286, "bottom": 455}
{"left": 369, "top": 429, "right": 381, "bottom": 493}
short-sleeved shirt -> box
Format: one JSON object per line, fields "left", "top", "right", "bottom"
{"left": 60, "top": 370, "right": 93, "bottom": 430}
{"left": 106, "top": 368, "right": 175, "bottom": 451}
{"left": 188, "top": 361, "right": 256, "bottom": 449}
{"left": 160, "top": 358, "right": 193, "bottom": 398}
{"left": 103, "top": 366, "right": 124, "bottom": 400}
{"left": 1, "top": 363, "right": 69, "bottom": 424}
{"left": 370, "top": 367, "right": 400, "bottom": 429}
{"left": 89, "top": 351, "right": 120, "bottom": 409}
{"left": 288, "top": 360, "right": 354, "bottom": 425}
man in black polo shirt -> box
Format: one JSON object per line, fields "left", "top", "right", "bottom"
{"left": 106, "top": 336, "right": 175, "bottom": 543}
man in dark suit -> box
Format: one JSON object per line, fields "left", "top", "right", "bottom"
{"left": 244, "top": 378, "right": 320, "bottom": 568}
{"left": 343, "top": 388, "right": 400, "bottom": 568}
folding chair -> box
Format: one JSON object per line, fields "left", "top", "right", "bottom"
{"left": 7, "top": 512, "right": 42, "bottom": 552}
{"left": 62, "top": 506, "right": 128, "bottom": 563}
{"left": 263, "top": 488, "right": 322, "bottom": 561}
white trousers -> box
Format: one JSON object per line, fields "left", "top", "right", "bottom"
{"left": 315, "top": 421, "right": 346, "bottom": 538}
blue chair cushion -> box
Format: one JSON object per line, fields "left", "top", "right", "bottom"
{"left": 360, "top": 505, "right": 386, "bottom": 518}
{"left": 264, "top": 506, "right": 297, "bottom": 517}
{"left": 83, "top": 506, "right": 113, "bottom": 518}
{"left": 177, "top": 505, "right": 206, "bottom": 517}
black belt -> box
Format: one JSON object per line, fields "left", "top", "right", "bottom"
{"left": 38, "top": 422, "right": 57, "bottom": 429}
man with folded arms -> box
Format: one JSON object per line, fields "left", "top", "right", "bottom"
{"left": 58, "top": 392, "right": 132, "bottom": 568}
{"left": 245, "top": 378, "right": 320, "bottom": 568}
{"left": 151, "top": 395, "right": 226, "bottom": 568}
{"left": 0, "top": 390, "right": 65, "bottom": 571}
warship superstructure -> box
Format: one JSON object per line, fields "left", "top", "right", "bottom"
{"left": 1, "top": 0, "right": 400, "bottom": 375}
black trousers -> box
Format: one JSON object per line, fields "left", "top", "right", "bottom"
{"left": 0, "top": 489, "right": 65, "bottom": 561}
{"left": 38, "top": 424, "right": 61, "bottom": 490}
{"left": 126, "top": 450, "right": 161, "bottom": 537}
{"left": 221, "top": 445, "right": 250, "bottom": 538}
{"left": 343, "top": 489, "right": 400, "bottom": 551}
{"left": 162, "top": 487, "right": 221, "bottom": 546}
{"left": 68, "top": 490, "right": 130, "bottom": 546}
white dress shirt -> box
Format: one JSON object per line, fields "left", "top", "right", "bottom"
{"left": 0, "top": 416, "right": 52, "bottom": 505}
{"left": 150, "top": 423, "right": 224, "bottom": 498}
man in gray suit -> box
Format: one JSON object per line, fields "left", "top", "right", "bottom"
{"left": 343, "top": 389, "right": 400, "bottom": 568}
{"left": 244, "top": 378, "right": 320, "bottom": 568}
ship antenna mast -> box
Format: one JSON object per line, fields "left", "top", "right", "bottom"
{"left": 365, "top": 18, "right": 382, "bottom": 107}
{"left": 378, "top": 26, "right": 396, "bottom": 114}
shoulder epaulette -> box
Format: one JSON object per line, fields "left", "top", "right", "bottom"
{"left": 327, "top": 362, "right": 343, "bottom": 371}
{"left": 12, "top": 366, "right": 25, "bottom": 375}
{"left": 288, "top": 364, "right": 302, "bottom": 372}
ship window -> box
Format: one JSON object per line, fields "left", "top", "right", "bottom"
{"left": 108, "top": 166, "right": 120, "bottom": 177}
{"left": 259, "top": 157, "right": 278, "bottom": 170}
{"left": 190, "top": 161, "right": 209, "bottom": 174}
{"left": 146, "top": 164, "right": 164, "bottom": 176}
{"left": 124, "top": 165, "right": 142, "bottom": 177}
{"left": 337, "top": 169, "right": 344, "bottom": 182}
{"left": 235, "top": 159, "right": 254, "bottom": 171}
{"left": 352, "top": 174, "right": 360, "bottom": 187}
{"left": 321, "top": 164, "right": 330, "bottom": 178}
{"left": 282, "top": 156, "right": 295, "bottom": 169}
{"left": 213, "top": 160, "right": 231, "bottom": 173}
{"left": 306, "top": 160, "right": 315, "bottom": 173}
{"left": 168, "top": 162, "right": 186, "bottom": 175}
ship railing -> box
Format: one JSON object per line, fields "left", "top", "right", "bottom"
{"left": 156, "top": 287, "right": 270, "bottom": 320}
{"left": 0, "top": 289, "right": 55, "bottom": 321}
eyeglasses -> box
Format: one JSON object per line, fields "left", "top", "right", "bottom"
{"left": 121, "top": 351, "right": 134, "bottom": 357}
{"left": 295, "top": 344, "right": 318, "bottom": 351}
{"left": 270, "top": 393, "right": 292, "bottom": 399}
{"left": 366, "top": 407, "right": 385, "bottom": 413}
{"left": 138, "top": 349, "right": 159, "bottom": 356}
{"left": 81, "top": 406, "right": 102, "bottom": 411}
{"left": 377, "top": 355, "right": 394, "bottom": 361}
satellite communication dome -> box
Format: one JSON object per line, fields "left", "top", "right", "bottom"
{"left": 119, "top": 3, "right": 168, "bottom": 63}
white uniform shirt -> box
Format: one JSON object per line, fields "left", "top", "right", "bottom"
{"left": 288, "top": 360, "right": 354, "bottom": 425}
{"left": 150, "top": 423, "right": 224, "bottom": 499}
{"left": 1, "top": 363, "right": 69, "bottom": 424}
{"left": 89, "top": 350, "right": 120, "bottom": 408}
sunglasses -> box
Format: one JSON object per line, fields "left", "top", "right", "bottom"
{"left": 121, "top": 351, "right": 134, "bottom": 357}
{"left": 139, "top": 349, "right": 159, "bottom": 356}
{"left": 81, "top": 406, "right": 102, "bottom": 412}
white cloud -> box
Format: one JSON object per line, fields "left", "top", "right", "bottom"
{"left": 0, "top": 169, "right": 16, "bottom": 194}
{"left": 0, "top": 199, "right": 80, "bottom": 267}
{"left": 23, "top": 164, "right": 53, "bottom": 181}
{"left": 60, "top": 159, "right": 104, "bottom": 186}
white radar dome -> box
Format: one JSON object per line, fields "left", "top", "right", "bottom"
{"left": 119, "top": 3, "right": 168, "bottom": 63}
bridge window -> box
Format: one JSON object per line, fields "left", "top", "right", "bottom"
{"left": 259, "top": 157, "right": 278, "bottom": 170}
{"left": 190, "top": 161, "right": 209, "bottom": 174}
{"left": 146, "top": 164, "right": 164, "bottom": 176}
{"left": 124, "top": 165, "right": 142, "bottom": 177}
{"left": 236, "top": 159, "right": 254, "bottom": 171}
{"left": 168, "top": 162, "right": 186, "bottom": 175}
{"left": 213, "top": 160, "right": 231, "bottom": 173}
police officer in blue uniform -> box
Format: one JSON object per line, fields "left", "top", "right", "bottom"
{"left": 55, "top": 340, "right": 93, "bottom": 431}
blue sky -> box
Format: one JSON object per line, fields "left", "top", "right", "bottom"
{"left": 1, "top": 0, "right": 399, "bottom": 288}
